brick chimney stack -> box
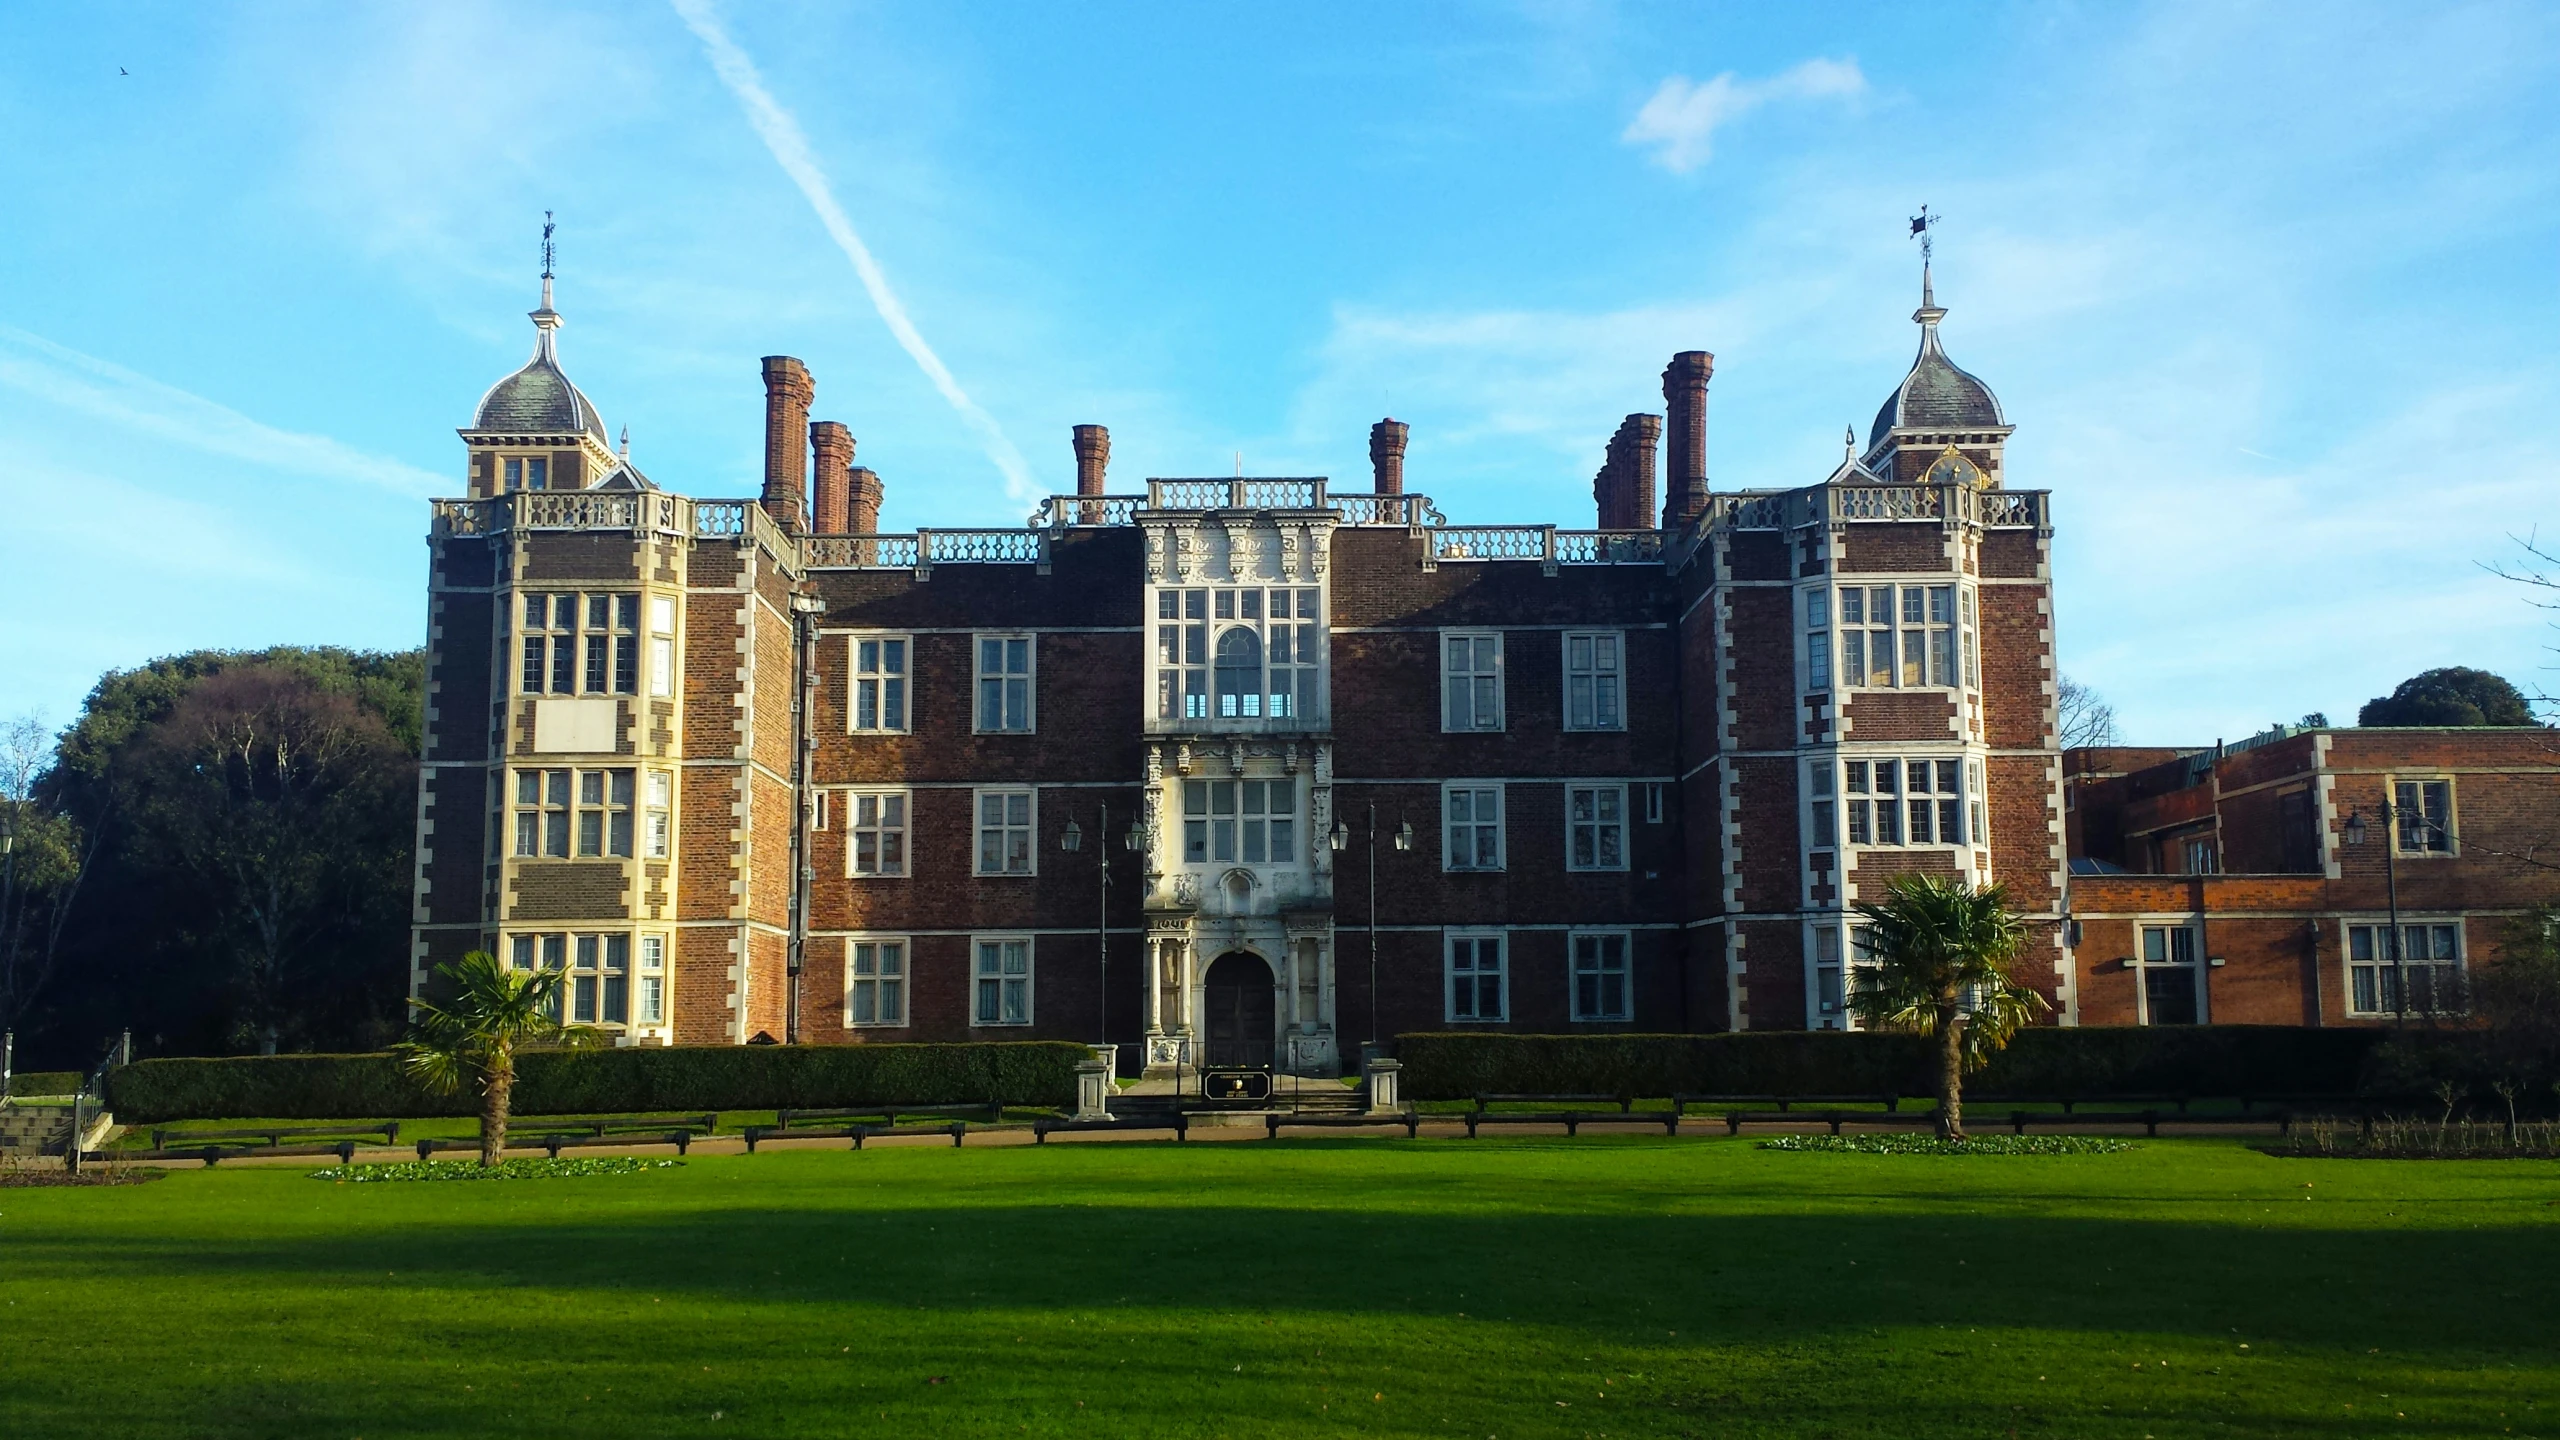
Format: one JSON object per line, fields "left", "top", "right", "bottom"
{"left": 760, "top": 356, "right": 814, "bottom": 533}
{"left": 1592, "top": 413, "right": 1662, "bottom": 530}
{"left": 1072, "top": 425, "right": 1111, "bottom": 495}
{"left": 1661, "top": 350, "right": 1713, "bottom": 529}
{"left": 847, "top": 466, "right": 883, "bottom": 536}
{"left": 1369, "top": 418, "right": 1408, "bottom": 495}
{"left": 809, "top": 421, "right": 854, "bottom": 534}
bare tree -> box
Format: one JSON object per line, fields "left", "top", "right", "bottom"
{"left": 2057, "top": 675, "right": 2120, "bottom": 750}
{"left": 2488, "top": 531, "right": 2560, "bottom": 720}
{"left": 0, "top": 714, "right": 100, "bottom": 1035}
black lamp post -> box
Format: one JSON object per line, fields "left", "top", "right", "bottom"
{"left": 1061, "top": 804, "right": 1147, "bottom": 1057}
{"left": 2344, "top": 801, "right": 2405, "bottom": 1026}
{"left": 1330, "top": 804, "right": 1413, "bottom": 1057}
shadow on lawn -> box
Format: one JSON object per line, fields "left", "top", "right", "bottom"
{"left": 16, "top": 1193, "right": 2560, "bottom": 1359}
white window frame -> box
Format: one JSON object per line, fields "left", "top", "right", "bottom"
{"left": 971, "top": 933, "right": 1035, "bottom": 1027}
{"left": 844, "top": 934, "right": 910, "bottom": 1028}
{"left": 850, "top": 633, "right": 912, "bottom": 734}
{"left": 1564, "top": 782, "right": 1628, "bottom": 872}
{"left": 2343, "top": 917, "right": 2467, "bottom": 1018}
{"left": 1644, "top": 782, "right": 1665, "bottom": 825}
{"left": 1569, "top": 929, "right": 1631, "bottom": 1022}
{"left": 1444, "top": 929, "right": 1508, "bottom": 1023}
{"left": 643, "top": 770, "right": 672, "bottom": 859}
{"left": 1806, "top": 758, "right": 1838, "bottom": 854}
{"left": 1803, "top": 587, "right": 1831, "bottom": 693}
{"left": 1177, "top": 776, "right": 1301, "bottom": 867}
{"left": 1560, "top": 631, "right": 1625, "bottom": 732}
{"left": 648, "top": 594, "right": 677, "bottom": 698}
{"left": 973, "top": 633, "right": 1036, "bottom": 734}
{"left": 2389, "top": 776, "right": 2457, "bottom": 858}
{"left": 1442, "top": 781, "right": 1506, "bottom": 872}
{"left": 846, "top": 789, "right": 911, "bottom": 878}
{"left": 1835, "top": 583, "right": 1962, "bottom": 691}
{"left": 1441, "top": 629, "right": 1505, "bottom": 733}
{"left": 1841, "top": 756, "right": 1967, "bottom": 848}
{"left": 637, "top": 934, "right": 667, "bottom": 1026}
{"left": 974, "top": 786, "right": 1037, "bottom": 877}
{"left": 2130, "top": 920, "right": 2209, "bottom": 1027}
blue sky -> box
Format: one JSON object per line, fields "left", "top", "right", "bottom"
{"left": 3, "top": 1, "right": 2556, "bottom": 743}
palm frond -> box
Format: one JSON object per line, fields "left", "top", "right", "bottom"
{"left": 392, "top": 951, "right": 569, "bottom": 1097}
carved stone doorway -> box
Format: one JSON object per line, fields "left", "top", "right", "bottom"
{"left": 1202, "top": 951, "right": 1276, "bottom": 1069}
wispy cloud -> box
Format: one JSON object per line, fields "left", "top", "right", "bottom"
{"left": 0, "top": 325, "right": 446, "bottom": 496}
{"left": 671, "top": 0, "right": 1039, "bottom": 505}
{"left": 1621, "top": 58, "right": 1865, "bottom": 173}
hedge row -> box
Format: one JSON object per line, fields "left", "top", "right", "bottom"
{"left": 5, "top": 1070, "right": 85, "bottom": 1099}
{"left": 1393, "top": 1027, "right": 2391, "bottom": 1102}
{"left": 104, "top": 1042, "right": 1088, "bottom": 1124}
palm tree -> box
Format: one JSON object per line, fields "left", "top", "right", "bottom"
{"left": 1848, "top": 874, "right": 2050, "bottom": 1141}
{"left": 394, "top": 951, "right": 568, "bottom": 1166}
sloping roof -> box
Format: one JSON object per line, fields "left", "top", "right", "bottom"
{"left": 1867, "top": 271, "right": 2006, "bottom": 451}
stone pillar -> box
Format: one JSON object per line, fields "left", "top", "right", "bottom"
{"left": 809, "top": 421, "right": 853, "bottom": 534}
{"left": 1363, "top": 1057, "right": 1402, "bottom": 1116}
{"left": 1661, "top": 351, "right": 1713, "bottom": 529}
{"left": 760, "top": 356, "right": 813, "bottom": 534}
{"left": 1074, "top": 1058, "right": 1114, "bottom": 1120}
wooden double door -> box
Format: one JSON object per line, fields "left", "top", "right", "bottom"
{"left": 1202, "top": 952, "right": 1276, "bottom": 1069}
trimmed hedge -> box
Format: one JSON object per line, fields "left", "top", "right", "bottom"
{"left": 6, "top": 1070, "right": 85, "bottom": 1098}
{"left": 1394, "top": 1027, "right": 2391, "bottom": 1102}
{"left": 104, "top": 1042, "right": 1088, "bottom": 1124}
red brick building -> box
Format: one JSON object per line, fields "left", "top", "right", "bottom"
{"left": 411, "top": 263, "right": 2066, "bottom": 1069}
{"left": 2065, "top": 727, "right": 2560, "bottom": 1026}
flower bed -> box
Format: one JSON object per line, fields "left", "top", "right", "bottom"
{"left": 306, "top": 1156, "right": 686, "bottom": 1182}
{"left": 1760, "top": 1133, "right": 2135, "bottom": 1156}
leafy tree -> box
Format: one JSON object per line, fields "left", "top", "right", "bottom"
{"left": 1, "top": 714, "right": 102, "bottom": 1036}
{"left": 2057, "top": 675, "right": 2120, "bottom": 749}
{"left": 395, "top": 952, "right": 570, "bottom": 1166}
{"left": 25, "top": 647, "right": 421, "bottom": 1062}
{"left": 2358, "top": 667, "right": 2536, "bottom": 728}
{"left": 1849, "top": 874, "right": 2050, "bottom": 1140}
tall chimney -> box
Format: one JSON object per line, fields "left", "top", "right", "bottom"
{"left": 1072, "top": 425, "right": 1111, "bottom": 495}
{"left": 1593, "top": 413, "right": 1661, "bottom": 530}
{"left": 1661, "top": 350, "right": 1713, "bottom": 529}
{"left": 1369, "top": 418, "right": 1408, "bottom": 494}
{"left": 760, "top": 356, "right": 814, "bottom": 533}
{"left": 847, "top": 466, "right": 884, "bottom": 537}
{"left": 809, "top": 421, "right": 854, "bottom": 534}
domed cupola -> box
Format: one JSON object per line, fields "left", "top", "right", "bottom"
{"left": 1864, "top": 264, "right": 2012, "bottom": 478}
{"left": 457, "top": 220, "right": 621, "bottom": 497}
{"left": 472, "top": 281, "right": 607, "bottom": 439}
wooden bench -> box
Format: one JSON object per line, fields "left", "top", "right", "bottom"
{"left": 1265, "top": 1111, "right": 1419, "bottom": 1140}
{"left": 742, "top": 1121, "right": 969, "bottom": 1152}
{"left": 504, "top": 1113, "right": 717, "bottom": 1139}
{"left": 1463, "top": 1108, "right": 1680, "bottom": 1137}
{"left": 774, "top": 1103, "right": 1003, "bottom": 1130}
{"left": 413, "top": 1129, "right": 698, "bottom": 1160}
{"left": 135, "top": 1139, "right": 379, "bottom": 1167}
{"left": 1673, "top": 1093, "right": 1904, "bottom": 1114}
{"left": 152, "top": 1122, "right": 402, "bottom": 1150}
{"left": 1031, "top": 1114, "right": 1190, "bottom": 1144}
{"left": 1473, "top": 1092, "right": 1635, "bottom": 1113}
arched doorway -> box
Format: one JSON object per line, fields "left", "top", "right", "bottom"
{"left": 1202, "top": 952, "right": 1276, "bottom": 1069}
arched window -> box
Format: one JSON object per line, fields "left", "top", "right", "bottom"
{"left": 1215, "top": 627, "right": 1263, "bottom": 717}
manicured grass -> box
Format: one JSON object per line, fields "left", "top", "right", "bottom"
{"left": 1, "top": 1137, "right": 2555, "bottom": 1437}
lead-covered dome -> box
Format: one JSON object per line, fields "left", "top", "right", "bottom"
{"left": 469, "top": 284, "right": 607, "bottom": 438}
{"left": 1867, "top": 268, "right": 2003, "bottom": 451}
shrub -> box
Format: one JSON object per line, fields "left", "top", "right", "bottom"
{"left": 105, "top": 1042, "right": 1087, "bottom": 1123}
{"left": 1393, "top": 1027, "right": 2388, "bottom": 1103}
{"left": 5, "top": 1070, "right": 86, "bottom": 1098}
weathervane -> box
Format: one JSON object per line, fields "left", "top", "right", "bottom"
{"left": 1909, "top": 203, "right": 1938, "bottom": 262}
{"left": 541, "top": 211, "right": 556, "bottom": 281}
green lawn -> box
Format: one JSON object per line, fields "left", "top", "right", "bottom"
{"left": 2, "top": 1137, "right": 2554, "bottom": 1438}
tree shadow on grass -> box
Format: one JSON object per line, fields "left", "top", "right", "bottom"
{"left": 4, "top": 1170, "right": 2557, "bottom": 1438}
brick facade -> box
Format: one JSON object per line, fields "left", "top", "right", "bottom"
{"left": 412, "top": 277, "right": 2074, "bottom": 1067}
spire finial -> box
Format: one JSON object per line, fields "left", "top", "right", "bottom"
{"left": 618, "top": 424, "right": 629, "bottom": 459}
{"left": 1908, "top": 204, "right": 1946, "bottom": 331}
{"left": 528, "top": 211, "right": 563, "bottom": 361}
{"left": 1844, "top": 424, "right": 1855, "bottom": 460}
